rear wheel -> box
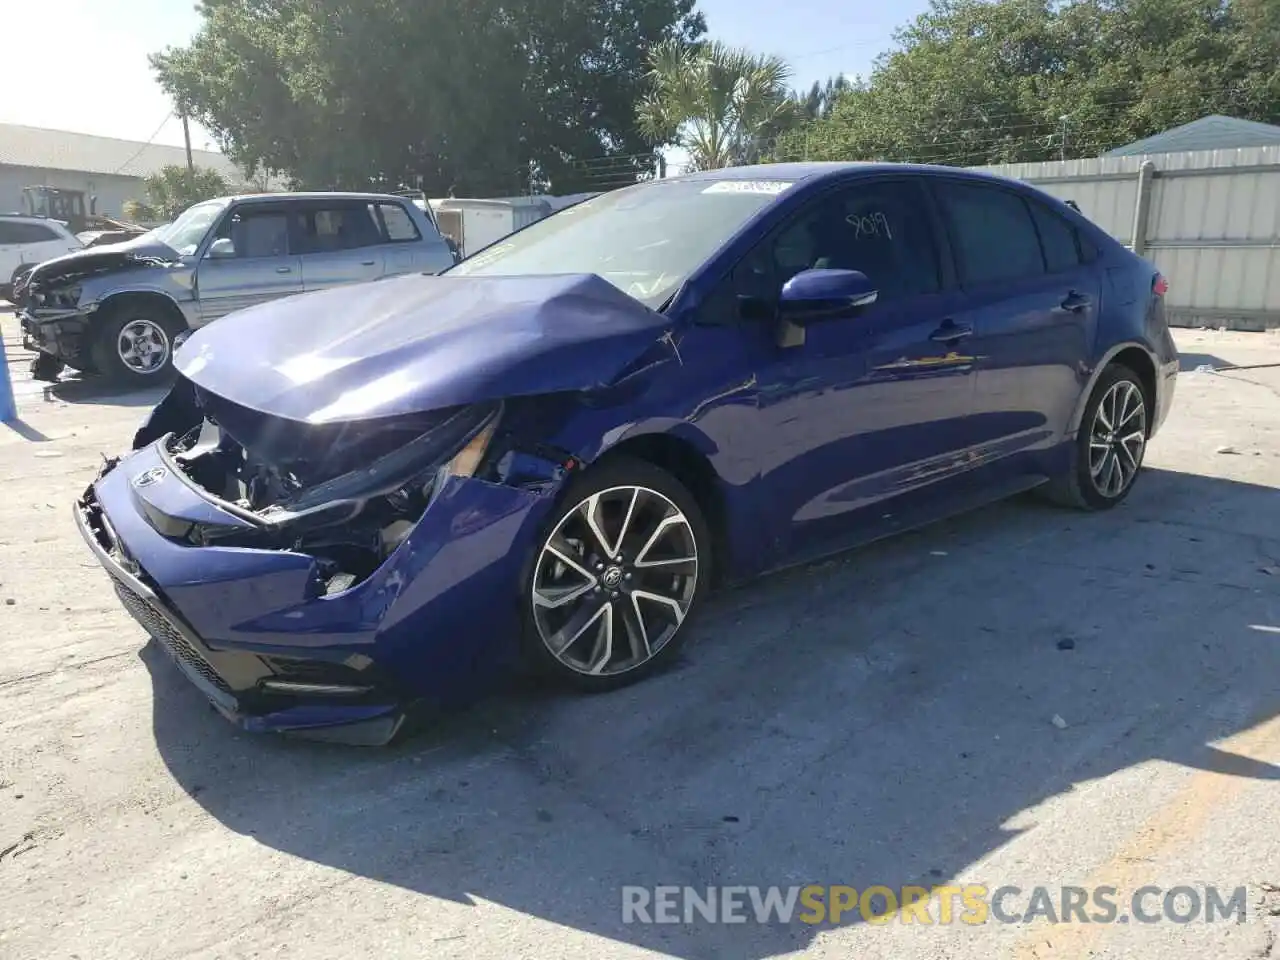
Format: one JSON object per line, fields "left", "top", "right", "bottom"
{"left": 1043, "top": 363, "right": 1149, "bottom": 510}
{"left": 90, "top": 302, "right": 186, "bottom": 386}
{"left": 521, "top": 457, "right": 711, "bottom": 692}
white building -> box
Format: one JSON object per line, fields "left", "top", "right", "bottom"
{"left": 0, "top": 122, "right": 261, "bottom": 220}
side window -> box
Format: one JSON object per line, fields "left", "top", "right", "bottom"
{"left": 1028, "top": 200, "right": 1082, "bottom": 274}
{"left": 378, "top": 202, "right": 422, "bottom": 242}
{"left": 1, "top": 221, "right": 59, "bottom": 244}
{"left": 296, "top": 203, "right": 383, "bottom": 253}
{"left": 936, "top": 181, "right": 1045, "bottom": 286}
{"left": 214, "top": 208, "right": 291, "bottom": 258}
{"left": 734, "top": 179, "right": 942, "bottom": 306}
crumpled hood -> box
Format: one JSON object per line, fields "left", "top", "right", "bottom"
{"left": 176, "top": 272, "right": 673, "bottom": 423}
{"left": 26, "top": 234, "right": 180, "bottom": 286}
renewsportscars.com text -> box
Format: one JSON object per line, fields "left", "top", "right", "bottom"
{"left": 621, "top": 884, "right": 1249, "bottom": 926}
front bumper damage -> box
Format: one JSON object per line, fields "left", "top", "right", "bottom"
{"left": 75, "top": 436, "right": 559, "bottom": 745}
{"left": 20, "top": 307, "right": 94, "bottom": 370}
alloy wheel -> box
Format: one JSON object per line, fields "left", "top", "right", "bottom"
{"left": 117, "top": 319, "right": 171, "bottom": 374}
{"left": 1088, "top": 379, "right": 1147, "bottom": 498}
{"left": 531, "top": 485, "right": 699, "bottom": 677}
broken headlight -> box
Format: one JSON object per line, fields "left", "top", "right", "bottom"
{"left": 193, "top": 402, "right": 502, "bottom": 549}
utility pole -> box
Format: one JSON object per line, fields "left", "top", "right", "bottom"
{"left": 181, "top": 111, "right": 194, "bottom": 174}
{"left": 1059, "top": 114, "right": 1069, "bottom": 162}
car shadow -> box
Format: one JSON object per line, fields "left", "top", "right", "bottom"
{"left": 1178, "top": 352, "right": 1232, "bottom": 372}
{"left": 42, "top": 375, "right": 169, "bottom": 408}
{"left": 144, "top": 467, "right": 1280, "bottom": 958}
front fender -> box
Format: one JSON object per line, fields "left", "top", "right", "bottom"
{"left": 81, "top": 270, "right": 195, "bottom": 313}
{"left": 593, "top": 417, "right": 721, "bottom": 462}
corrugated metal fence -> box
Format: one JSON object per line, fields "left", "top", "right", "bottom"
{"left": 974, "top": 146, "right": 1280, "bottom": 330}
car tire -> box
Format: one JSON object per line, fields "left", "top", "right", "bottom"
{"left": 520, "top": 455, "right": 712, "bottom": 692}
{"left": 90, "top": 301, "right": 187, "bottom": 386}
{"left": 1041, "top": 363, "right": 1150, "bottom": 511}
{"left": 3, "top": 264, "right": 30, "bottom": 304}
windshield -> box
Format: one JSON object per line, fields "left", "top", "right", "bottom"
{"left": 154, "top": 199, "right": 230, "bottom": 256}
{"left": 445, "top": 178, "right": 794, "bottom": 307}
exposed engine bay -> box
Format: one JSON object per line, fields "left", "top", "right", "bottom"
{"left": 18, "top": 247, "right": 176, "bottom": 310}
{"left": 145, "top": 378, "right": 506, "bottom": 595}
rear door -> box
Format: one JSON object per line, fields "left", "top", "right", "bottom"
{"left": 930, "top": 178, "right": 1098, "bottom": 474}
{"left": 196, "top": 202, "right": 302, "bottom": 322}
{"left": 294, "top": 200, "right": 386, "bottom": 292}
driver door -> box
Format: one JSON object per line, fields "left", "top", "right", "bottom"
{"left": 736, "top": 177, "right": 980, "bottom": 565}
{"left": 195, "top": 203, "right": 303, "bottom": 322}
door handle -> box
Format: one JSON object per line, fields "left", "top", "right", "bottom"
{"left": 276, "top": 266, "right": 293, "bottom": 274}
{"left": 929, "top": 320, "right": 973, "bottom": 343}
{"left": 1060, "top": 290, "right": 1091, "bottom": 312}
{"left": 360, "top": 260, "right": 376, "bottom": 267}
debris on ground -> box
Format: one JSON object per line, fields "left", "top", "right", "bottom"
{"left": 1056, "top": 638, "right": 1076, "bottom": 651}
{"left": 1216, "top": 445, "right": 1240, "bottom": 455}
{"left": 1051, "top": 714, "right": 1069, "bottom": 730}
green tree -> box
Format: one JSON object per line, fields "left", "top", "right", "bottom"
{"left": 144, "top": 165, "right": 231, "bottom": 220}
{"left": 121, "top": 199, "right": 158, "bottom": 224}
{"left": 794, "top": 75, "right": 851, "bottom": 120}
{"left": 777, "top": 0, "right": 1280, "bottom": 167}
{"left": 152, "top": 0, "right": 704, "bottom": 196}
{"left": 637, "top": 39, "right": 800, "bottom": 170}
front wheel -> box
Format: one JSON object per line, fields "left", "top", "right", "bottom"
{"left": 521, "top": 456, "right": 711, "bottom": 692}
{"left": 1043, "top": 363, "right": 1149, "bottom": 510}
{"left": 90, "top": 303, "right": 186, "bottom": 386}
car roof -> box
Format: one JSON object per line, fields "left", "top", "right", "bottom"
{"left": 0, "top": 213, "right": 58, "bottom": 222}
{"left": 667, "top": 161, "right": 1020, "bottom": 189}
{"left": 206, "top": 191, "right": 417, "bottom": 205}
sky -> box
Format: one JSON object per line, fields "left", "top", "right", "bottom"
{"left": 0, "top": 0, "right": 932, "bottom": 154}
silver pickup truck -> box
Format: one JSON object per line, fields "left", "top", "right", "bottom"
{"left": 18, "top": 192, "right": 457, "bottom": 384}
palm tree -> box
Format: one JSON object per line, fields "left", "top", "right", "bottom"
{"left": 637, "top": 39, "right": 799, "bottom": 171}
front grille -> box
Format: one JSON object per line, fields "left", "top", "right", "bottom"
{"left": 110, "top": 576, "right": 231, "bottom": 695}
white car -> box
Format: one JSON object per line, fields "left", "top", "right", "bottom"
{"left": 1, "top": 215, "right": 83, "bottom": 302}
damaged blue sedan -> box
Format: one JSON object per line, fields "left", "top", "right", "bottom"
{"left": 75, "top": 163, "right": 1178, "bottom": 745}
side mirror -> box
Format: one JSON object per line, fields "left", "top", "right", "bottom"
{"left": 778, "top": 268, "right": 878, "bottom": 324}
{"left": 206, "top": 237, "right": 236, "bottom": 259}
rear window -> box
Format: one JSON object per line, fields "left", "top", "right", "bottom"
{"left": 1028, "top": 201, "right": 1082, "bottom": 274}
{"left": 378, "top": 203, "right": 422, "bottom": 242}
{"left": 295, "top": 203, "right": 384, "bottom": 252}
{"left": 936, "top": 181, "right": 1045, "bottom": 286}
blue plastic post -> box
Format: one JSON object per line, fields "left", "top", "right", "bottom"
{"left": 0, "top": 331, "right": 16, "bottom": 422}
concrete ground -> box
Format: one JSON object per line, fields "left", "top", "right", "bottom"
{"left": 2, "top": 311, "right": 1279, "bottom": 960}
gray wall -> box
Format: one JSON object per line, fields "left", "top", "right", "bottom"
{"left": 974, "top": 146, "right": 1280, "bottom": 330}
{"left": 0, "top": 165, "right": 148, "bottom": 220}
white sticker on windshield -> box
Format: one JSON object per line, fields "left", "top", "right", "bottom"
{"left": 702, "top": 180, "right": 793, "bottom": 195}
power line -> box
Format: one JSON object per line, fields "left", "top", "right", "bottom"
{"left": 112, "top": 111, "right": 176, "bottom": 175}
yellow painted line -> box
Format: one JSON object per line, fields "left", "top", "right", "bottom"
{"left": 1010, "top": 712, "right": 1280, "bottom": 960}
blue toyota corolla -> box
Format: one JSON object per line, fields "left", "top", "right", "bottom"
{"left": 75, "top": 162, "right": 1178, "bottom": 745}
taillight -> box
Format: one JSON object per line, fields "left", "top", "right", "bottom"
{"left": 1153, "top": 273, "right": 1168, "bottom": 296}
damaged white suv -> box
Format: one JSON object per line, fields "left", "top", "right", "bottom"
{"left": 17, "top": 192, "right": 456, "bottom": 384}
{"left": 0, "top": 214, "right": 83, "bottom": 303}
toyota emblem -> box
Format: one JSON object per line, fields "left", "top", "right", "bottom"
{"left": 133, "top": 467, "right": 168, "bottom": 488}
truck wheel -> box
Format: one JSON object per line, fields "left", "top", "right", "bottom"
{"left": 90, "top": 302, "right": 186, "bottom": 386}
